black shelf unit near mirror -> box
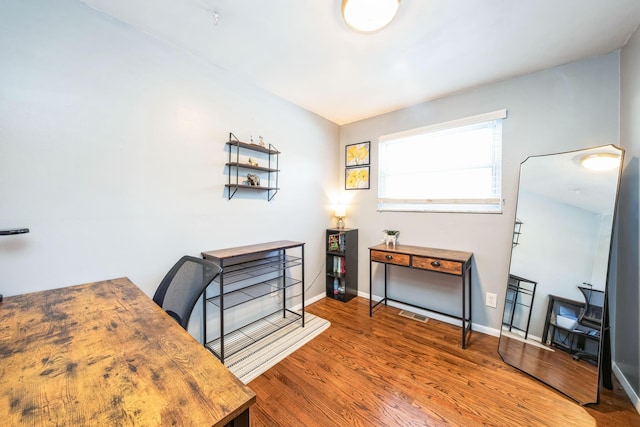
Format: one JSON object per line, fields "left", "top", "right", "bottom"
{"left": 542, "top": 294, "right": 601, "bottom": 361}
{"left": 0, "top": 228, "right": 30, "bottom": 302}
{"left": 502, "top": 274, "right": 537, "bottom": 339}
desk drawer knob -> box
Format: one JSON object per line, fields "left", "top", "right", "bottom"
{"left": 385, "top": 255, "right": 393, "bottom": 260}
{"left": 431, "top": 261, "right": 441, "bottom": 267}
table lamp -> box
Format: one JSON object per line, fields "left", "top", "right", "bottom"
{"left": 334, "top": 206, "right": 346, "bottom": 229}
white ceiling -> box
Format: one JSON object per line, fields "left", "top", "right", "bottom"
{"left": 520, "top": 145, "right": 622, "bottom": 215}
{"left": 81, "top": 0, "right": 640, "bottom": 125}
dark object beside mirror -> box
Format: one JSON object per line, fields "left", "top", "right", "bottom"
{"left": 0, "top": 228, "right": 30, "bottom": 302}
{"left": 0, "top": 228, "right": 29, "bottom": 235}
{"left": 498, "top": 145, "right": 623, "bottom": 405}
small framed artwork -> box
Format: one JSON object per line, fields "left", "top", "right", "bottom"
{"left": 345, "top": 141, "right": 370, "bottom": 166}
{"left": 345, "top": 166, "right": 370, "bottom": 190}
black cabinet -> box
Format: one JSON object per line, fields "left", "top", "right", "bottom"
{"left": 543, "top": 294, "right": 600, "bottom": 362}
{"left": 326, "top": 228, "right": 358, "bottom": 302}
{"left": 225, "top": 132, "right": 280, "bottom": 200}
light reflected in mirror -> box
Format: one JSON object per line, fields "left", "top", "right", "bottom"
{"left": 498, "top": 145, "right": 623, "bottom": 405}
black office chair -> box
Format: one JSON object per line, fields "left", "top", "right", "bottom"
{"left": 153, "top": 255, "right": 222, "bottom": 330}
{"left": 573, "top": 285, "right": 605, "bottom": 363}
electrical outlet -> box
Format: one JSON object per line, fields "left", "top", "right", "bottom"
{"left": 486, "top": 292, "right": 498, "bottom": 308}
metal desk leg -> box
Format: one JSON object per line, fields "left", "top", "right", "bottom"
{"left": 462, "top": 266, "right": 467, "bottom": 349}
{"left": 462, "top": 262, "right": 472, "bottom": 349}
{"left": 369, "top": 259, "right": 373, "bottom": 316}
{"left": 384, "top": 263, "right": 388, "bottom": 306}
{"left": 301, "top": 244, "right": 305, "bottom": 327}
{"left": 468, "top": 263, "right": 472, "bottom": 334}
{"left": 282, "top": 249, "right": 286, "bottom": 318}
{"left": 220, "top": 274, "right": 225, "bottom": 362}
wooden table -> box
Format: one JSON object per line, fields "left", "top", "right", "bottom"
{"left": 369, "top": 244, "right": 473, "bottom": 348}
{"left": 0, "top": 277, "right": 256, "bottom": 426}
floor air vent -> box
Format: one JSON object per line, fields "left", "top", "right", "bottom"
{"left": 398, "top": 310, "right": 429, "bottom": 323}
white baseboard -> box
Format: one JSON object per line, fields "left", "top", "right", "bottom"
{"left": 360, "top": 291, "right": 501, "bottom": 337}
{"left": 305, "top": 292, "right": 326, "bottom": 306}
{"left": 290, "top": 291, "right": 326, "bottom": 312}
{"left": 612, "top": 362, "right": 640, "bottom": 414}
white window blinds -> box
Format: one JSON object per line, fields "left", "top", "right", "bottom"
{"left": 378, "top": 109, "right": 507, "bottom": 213}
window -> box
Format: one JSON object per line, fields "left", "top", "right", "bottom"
{"left": 378, "top": 109, "right": 506, "bottom": 213}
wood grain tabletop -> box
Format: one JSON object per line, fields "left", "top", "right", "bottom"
{"left": 0, "top": 277, "right": 255, "bottom": 426}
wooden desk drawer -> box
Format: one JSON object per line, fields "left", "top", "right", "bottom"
{"left": 413, "top": 256, "right": 462, "bottom": 275}
{"left": 371, "top": 250, "right": 410, "bottom": 266}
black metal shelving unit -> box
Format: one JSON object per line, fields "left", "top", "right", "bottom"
{"left": 202, "top": 241, "right": 305, "bottom": 363}
{"left": 542, "top": 294, "right": 601, "bottom": 360}
{"left": 225, "top": 132, "right": 280, "bottom": 201}
{"left": 206, "top": 255, "right": 303, "bottom": 310}
{"left": 512, "top": 219, "right": 523, "bottom": 247}
{"left": 502, "top": 274, "right": 537, "bottom": 339}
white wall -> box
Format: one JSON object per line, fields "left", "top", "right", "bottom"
{"left": 340, "top": 52, "right": 620, "bottom": 333}
{"left": 510, "top": 191, "right": 601, "bottom": 339}
{"left": 618, "top": 24, "right": 640, "bottom": 404}
{"left": 592, "top": 212, "right": 615, "bottom": 285}
{"left": 0, "top": 0, "right": 339, "bottom": 301}
{"left": 0, "top": 1, "right": 628, "bottom": 352}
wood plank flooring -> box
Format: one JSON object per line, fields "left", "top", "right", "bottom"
{"left": 499, "top": 333, "right": 599, "bottom": 404}
{"left": 248, "top": 297, "right": 640, "bottom": 426}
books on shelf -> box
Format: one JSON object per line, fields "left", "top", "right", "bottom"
{"left": 328, "top": 233, "right": 340, "bottom": 251}
{"left": 332, "top": 255, "right": 345, "bottom": 274}
{"left": 328, "top": 232, "right": 346, "bottom": 252}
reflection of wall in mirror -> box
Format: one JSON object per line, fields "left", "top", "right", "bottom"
{"left": 592, "top": 212, "right": 614, "bottom": 285}
{"left": 510, "top": 191, "right": 605, "bottom": 340}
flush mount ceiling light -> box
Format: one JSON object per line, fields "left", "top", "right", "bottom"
{"left": 580, "top": 153, "right": 620, "bottom": 171}
{"left": 342, "top": 0, "right": 400, "bottom": 33}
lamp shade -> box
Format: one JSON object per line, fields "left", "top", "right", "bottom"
{"left": 334, "top": 205, "right": 346, "bottom": 218}
{"left": 342, "top": 0, "right": 400, "bottom": 33}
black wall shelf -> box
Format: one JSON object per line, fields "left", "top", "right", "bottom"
{"left": 225, "top": 132, "right": 280, "bottom": 200}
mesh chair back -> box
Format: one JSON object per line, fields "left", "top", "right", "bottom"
{"left": 578, "top": 286, "right": 604, "bottom": 330}
{"left": 153, "top": 256, "right": 222, "bottom": 329}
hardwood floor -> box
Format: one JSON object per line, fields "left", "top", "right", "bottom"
{"left": 499, "top": 333, "right": 599, "bottom": 404}
{"left": 248, "top": 297, "right": 640, "bottom": 426}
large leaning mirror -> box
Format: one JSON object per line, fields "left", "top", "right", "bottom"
{"left": 498, "top": 144, "right": 623, "bottom": 405}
